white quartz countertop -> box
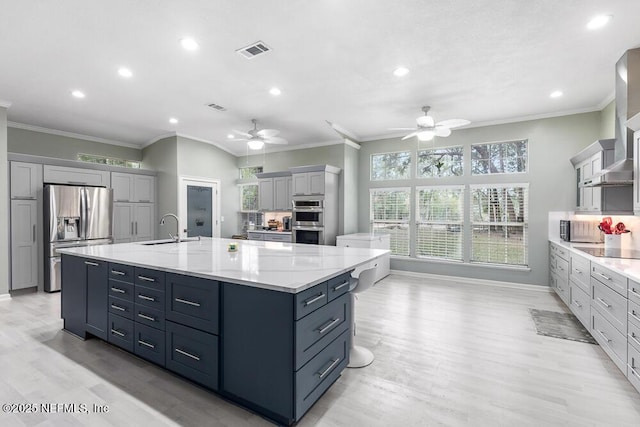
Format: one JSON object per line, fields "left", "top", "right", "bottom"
{"left": 550, "top": 238, "right": 640, "bottom": 283}
{"left": 58, "top": 237, "right": 388, "bottom": 293}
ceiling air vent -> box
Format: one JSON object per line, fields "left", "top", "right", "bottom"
{"left": 207, "top": 103, "right": 227, "bottom": 112}
{"left": 236, "top": 41, "right": 271, "bottom": 59}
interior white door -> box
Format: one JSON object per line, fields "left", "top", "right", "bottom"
{"left": 178, "top": 177, "right": 220, "bottom": 238}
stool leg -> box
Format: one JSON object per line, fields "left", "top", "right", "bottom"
{"left": 347, "top": 292, "right": 374, "bottom": 368}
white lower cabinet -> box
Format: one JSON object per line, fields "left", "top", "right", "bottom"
{"left": 113, "top": 202, "right": 154, "bottom": 243}
{"left": 10, "top": 199, "right": 38, "bottom": 290}
{"left": 336, "top": 233, "right": 390, "bottom": 283}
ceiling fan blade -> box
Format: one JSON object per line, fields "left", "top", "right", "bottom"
{"left": 233, "top": 129, "right": 252, "bottom": 137}
{"left": 401, "top": 131, "right": 420, "bottom": 140}
{"left": 416, "top": 115, "right": 435, "bottom": 127}
{"left": 257, "top": 128, "right": 279, "bottom": 138}
{"left": 265, "top": 136, "right": 288, "bottom": 145}
{"left": 234, "top": 138, "right": 250, "bottom": 142}
{"left": 435, "top": 119, "right": 470, "bottom": 129}
{"left": 434, "top": 127, "right": 452, "bottom": 137}
{"left": 388, "top": 127, "right": 417, "bottom": 130}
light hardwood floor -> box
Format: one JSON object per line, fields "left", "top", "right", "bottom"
{"left": 2, "top": 274, "right": 640, "bottom": 426}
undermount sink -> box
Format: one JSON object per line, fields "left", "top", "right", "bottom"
{"left": 139, "top": 237, "right": 202, "bottom": 246}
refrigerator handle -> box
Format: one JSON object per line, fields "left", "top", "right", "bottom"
{"left": 80, "top": 187, "right": 87, "bottom": 239}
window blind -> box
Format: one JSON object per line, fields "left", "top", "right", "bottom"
{"left": 370, "top": 188, "right": 411, "bottom": 256}
{"left": 416, "top": 186, "right": 464, "bottom": 260}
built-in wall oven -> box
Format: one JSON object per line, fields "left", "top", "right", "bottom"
{"left": 292, "top": 197, "right": 325, "bottom": 244}
{"left": 292, "top": 227, "right": 324, "bottom": 245}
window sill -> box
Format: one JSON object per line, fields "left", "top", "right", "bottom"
{"left": 390, "top": 255, "right": 531, "bottom": 272}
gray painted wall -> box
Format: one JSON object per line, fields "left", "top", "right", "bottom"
{"left": 600, "top": 101, "right": 616, "bottom": 139}
{"left": 141, "top": 137, "right": 178, "bottom": 239}
{"left": 176, "top": 137, "right": 239, "bottom": 238}
{"left": 0, "top": 108, "right": 8, "bottom": 296}
{"left": 8, "top": 127, "right": 142, "bottom": 161}
{"left": 357, "top": 111, "right": 602, "bottom": 286}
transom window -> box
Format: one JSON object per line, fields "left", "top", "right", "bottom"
{"left": 417, "top": 146, "right": 463, "bottom": 178}
{"left": 239, "top": 166, "right": 263, "bottom": 179}
{"left": 77, "top": 153, "right": 140, "bottom": 168}
{"left": 371, "top": 151, "right": 411, "bottom": 180}
{"left": 471, "top": 140, "right": 528, "bottom": 174}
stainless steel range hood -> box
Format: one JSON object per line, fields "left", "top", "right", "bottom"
{"left": 586, "top": 48, "right": 640, "bottom": 187}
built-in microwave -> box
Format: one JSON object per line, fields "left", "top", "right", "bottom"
{"left": 292, "top": 198, "right": 324, "bottom": 227}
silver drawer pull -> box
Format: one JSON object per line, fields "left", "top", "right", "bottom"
{"left": 138, "top": 340, "right": 155, "bottom": 349}
{"left": 630, "top": 333, "right": 640, "bottom": 347}
{"left": 596, "top": 272, "right": 612, "bottom": 281}
{"left": 630, "top": 311, "right": 640, "bottom": 322}
{"left": 175, "top": 348, "right": 200, "bottom": 361}
{"left": 110, "top": 304, "right": 126, "bottom": 312}
{"left": 111, "top": 287, "right": 125, "bottom": 294}
{"left": 596, "top": 329, "right": 612, "bottom": 343}
{"left": 138, "top": 313, "right": 156, "bottom": 321}
{"left": 332, "top": 281, "right": 349, "bottom": 292}
{"left": 110, "top": 328, "right": 125, "bottom": 337}
{"left": 632, "top": 287, "right": 640, "bottom": 295}
{"left": 304, "top": 293, "right": 325, "bottom": 306}
{"left": 572, "top": 300, "right": 582, "bottom": 308}
{"left": 175, "top": 298, "right": 201, "bottom": 307}
{"left": 596, "top": 297, "right": 611, "bottom": 308}
{"left": 138, "top": 294, "right": 156, "bottom": 302}
{"left": 317, "top": 318, "right": 340, "bottom": 334}
{"left": 111, "top": 270, "right": 126, "bottom": 276}
{"left": 558, "top": 265, "right": 565, "bottom": 271}
{"left": 138, "top": 275, "right": 156, "bottom": 282}
{"left": 318, "top": 358, "right": 341, "bottom": 379}
{"left": 84, "top": 261, "right": 99, "bottom": 266}
{"left": 574, "top": 268, "right": 582, "bottom": 274}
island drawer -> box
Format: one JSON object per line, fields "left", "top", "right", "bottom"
{"left": 592, "top": 310, "right": 627, "bottom": 373}
{"left": 569, "top": 284, "right": 590, "bottom": 329}
{"left": 295, "top": 330, "right": 349, "bottom": 420}
{"left": 109, "top": 280, "right": 134, "bottom": 301}
{"left": 629, "top": 279, "right": 640, "bottom": 307}
{"left": 327, "top": 272, "right": 351, "bottom": 302}
{"left": 108, "top": 313, "right": 134, "bottom": 352}
{"left": 549, "top": 242, "right": 568, "bottom": 261}
{"left": 109, "top": 263, "right": 134, "bottom": 283}
{"left": 109, "top": 296, "right": 133, "bottom": 320}
{"left": 135, "top": 267, "right": 166, "bottom": 290}
{"left": 629, "top": 344, "right": 640, "bottom": 394}
{"left": 629, "top": 300, "right": 640, "bottom": 330}
{"left": 628, "top": 312, "right": 640, "bottom": 352}
{"left": 570, "top": 252, "right": 590, "bottom": 292}
{"left": 592, "top": 278, "right": 627, "bottom": 334}
{"left": 166, "top": 273, "right": 219, "bottom": 335}
{"left": 134, "top": 285, "right": 165, "bottom": 310}
{"left": 295, "top": 282, "right": 328, "bottom": 320}
{"left": 555, "top": 257, "right": 569, "bottom": 280}
{"left": 295, "top": 293, "right": 350, "bottom": 370}
{"left": 135, "top": 322, "right": 165, "bottom": 366}
{"left": 166, "top": 321, "right": 218, "bottom": 391}
{"left": 135, "top": 304, "right": 165, "bottom": 331}
{"left": 591, "top": 263, "right": 627, "bottom": 296}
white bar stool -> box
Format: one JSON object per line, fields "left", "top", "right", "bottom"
{"left": 347, "top": 264, "right": 377, "bottom": 368}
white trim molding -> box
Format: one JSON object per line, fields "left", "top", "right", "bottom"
{"left": 0, "top": 100, "right": 12, "bottom": 108}
{"left": 8, "top": 121, "right": 140, "bottom": 149}
{"left": 389, "top": 269, "right": 549, "bottom": 292}
{"left": 0, "top": 293, "right": 12, "bottom": 302}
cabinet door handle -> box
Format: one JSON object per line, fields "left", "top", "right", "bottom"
{"left": 84, "top": 261, "right": 99, "bottom": 266}
{"left": 135, "top": 222, "right": 138, "bottom": 234}
{"left": 110, "top": 304, "right": 126, "bottom": 312}
{"left": 131, "top": 222, "right": 134, "bottom": 235}
{"left": 32, "top": 224, "right": 36, "bottom": 243}
{"left": 111, "top": 270, "right": 126, "bottom": 276}
{"left": 317, "top": 358, "right": 341, "bottom": 379}
{"left": 572, "top": 300, "right": 582, "bottom": 308}
{"left": 138, "top": 340, "right": 155, "bottom": 349}
{"left": 138, "top": 294, "right": 155, "bottom": 302}
{"left": 332, "top": 281, "right": 349, "bottom": 292}
{"left": 317, "top": 318, "right": 340, "bottom": 334}
{"left": 137, "top": 313, "right": 156, "bottom": 322}
{"left": 630, "top": 310, "right": 640, "bottom": 323}
{"left": 596, "top": 297, "right": 611, "bottom": 308}
{"left": 631, "top": 287, "right": 640, "bottom": 296}
{"left": 630, "top": 332, "right": 640, "bottom": 348}
{"left": 175, "top": 348, "right": 200, "bottom": 361}
{"left": 110, "top": 328, "right": 125, "bottom": 337}
{"left": 304, "top": 293, "right": 325, "bottom": 306}
{"left": 111, "top": 286, "right": 125, "bottom": 294}
{"left": 631, "top": 367, "right": 640, "bottom": 381}
{"left": 175, "top": 297, "right": 201, "bottom": 307}
{"left": 595, "top": 272, "right": 612, "bottom": 282}
{"left": 138, "top": 275, "right": 155, "bottom": 282}
{"left": 596, "top": 329, "right": 612, "bottom": 343}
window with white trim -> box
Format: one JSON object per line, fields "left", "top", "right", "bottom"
{"left": 239, "top": 166, "right": 263, "bottom": 179}
{"left": 471, "top": 140, "right": 528, "bottom": 174}
{"left": 239, "top": 183, "right": 259, "bottom": 212}
{"left": 416, "top": 186, "right": 464, "bottom": 260}
{"left": 471, "top": 184, "right": 528, "bottom": 266}
{"left": 417, "top": 146, "right": 463, "bottom": 178}
{"left": 371, "top": 151, "right": 411, "bottom": 180}
{"left": 370, "top": 188, "right": 410, "bottom": 256}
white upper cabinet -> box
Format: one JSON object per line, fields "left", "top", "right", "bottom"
{"left": 292, "top": 171, "right": 325, "bottom": 196}
{"left": 111, "top": 172, "right": 155, "bottom": 202}
{"left": 273, "top": 176, "right": 292, "bottom": 210}
{"left": 10, "top": 162, "right": 42, "bottom": 199}
{"left": 258, "top": 179, "right": 274, "bottom": 211}
{"left": 43, "top": 165, "right": 110, "bottom": 187}
{"left": 134, "top": 175, "right": 155, "bottom": 202}
{"left": 112, "top": 173, "right": 133, "bottom": 202}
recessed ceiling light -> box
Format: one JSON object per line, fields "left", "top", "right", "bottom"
{"left": 118, "top": 67, "right": 133, "bottom": 78}
{"left": 227, "top": 134, "right": 235, "bottom": 139}
{"left": 587, "top": 15, "right": 612, "bottom": 30}
{"left": 550, "top": 90, "right": 563, "bottom": 98}
{"left": 393, "top": 67, "right": 410, "bottom": 77}
{"left": 71, "top": 90, "right": 85, "bottom": 99}
{"left": 169, "top": 117, "right": 178, "bottom": 124}
{"left": 180, "top": 37, "right": 199, "bottom": 51}
{"left": 269, "top": 87, "right": 281, "bottom": 96}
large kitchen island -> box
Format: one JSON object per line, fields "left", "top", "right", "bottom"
{"left": 58, "top": 237, "right": 388, "bottom": 425}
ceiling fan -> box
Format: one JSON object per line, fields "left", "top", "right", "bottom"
{"left": 233, "top": 119, "right": 288, "bottom": 150}
{"left": 390, "top": 106, "right": 470, "bottom": 141}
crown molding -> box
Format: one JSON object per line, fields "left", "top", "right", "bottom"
{"left": 344, "top": 138, "right": 361, "bottom": 150}
{"left": 596, "top": 91, "right": 615, "bottom": 111}
{"left": 142, "top": 132, "right": 178, "bottom": 148}
{"left": 175, "top": 132, "right": 237, "bottom": 156}
{"left": 0, "top": 100, "right": 12, "bottom": 108}
{"left": 8, "top": 121, "right": 140, "bottom": 149}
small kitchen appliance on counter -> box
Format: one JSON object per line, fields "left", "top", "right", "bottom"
{"left": 560, "top": 220, "right": 603, "bottom": 243}
{"left": 283, "top": 216, "right": 291, "bottom": 231}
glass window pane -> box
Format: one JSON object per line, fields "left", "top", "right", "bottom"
{"left": 370, "top": 189, "right": 410, "bottom": 256}
{"left": 417, "top": 146, "right": 463, "bottom": 178}
{"left": 370, "top": 152, "right": 411, "bottom": 180}
{"left": 471, "top": 140, "right": 528, "bottom": 175}
{"left": 416, "top": 187, "right": 464, "bottom": 260}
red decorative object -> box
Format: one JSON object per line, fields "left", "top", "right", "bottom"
{"left": 598, "top": 217, "right": 629, "bottom": 234}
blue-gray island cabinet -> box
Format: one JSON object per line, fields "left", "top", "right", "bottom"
{"left": 59, "top": 238, "right": 370, "bottom": 425}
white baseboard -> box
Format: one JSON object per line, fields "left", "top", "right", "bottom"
{"left": 0, "top": 293, "right": 12, "bottom": 302}
{"left": 389, "top": 269, "right": 551, "bottom": 293}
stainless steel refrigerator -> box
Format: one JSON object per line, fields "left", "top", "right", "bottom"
{"left": 44, "top": 185, "right": 113, "bottom": 292}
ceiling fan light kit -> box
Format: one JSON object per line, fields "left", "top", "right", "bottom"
{"left": 233, "top": 118, "right": 288, "bottom": 150}
{"left": 247, "top": 139, "right": 265, "bottom": 150}
{"left": 391, "top": 105, "right": 470, "bottom": 142}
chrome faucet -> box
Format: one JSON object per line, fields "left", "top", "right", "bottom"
{"left": 159, "top": 213, "right": 181, "bottom": 242}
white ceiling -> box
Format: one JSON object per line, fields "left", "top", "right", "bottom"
{"left": 1, "top": 1, "right": 640, "bottom": 156}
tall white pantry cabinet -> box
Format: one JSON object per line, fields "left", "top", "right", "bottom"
{"left": 111, "top": 172, "right": 155, "bottom": 243}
